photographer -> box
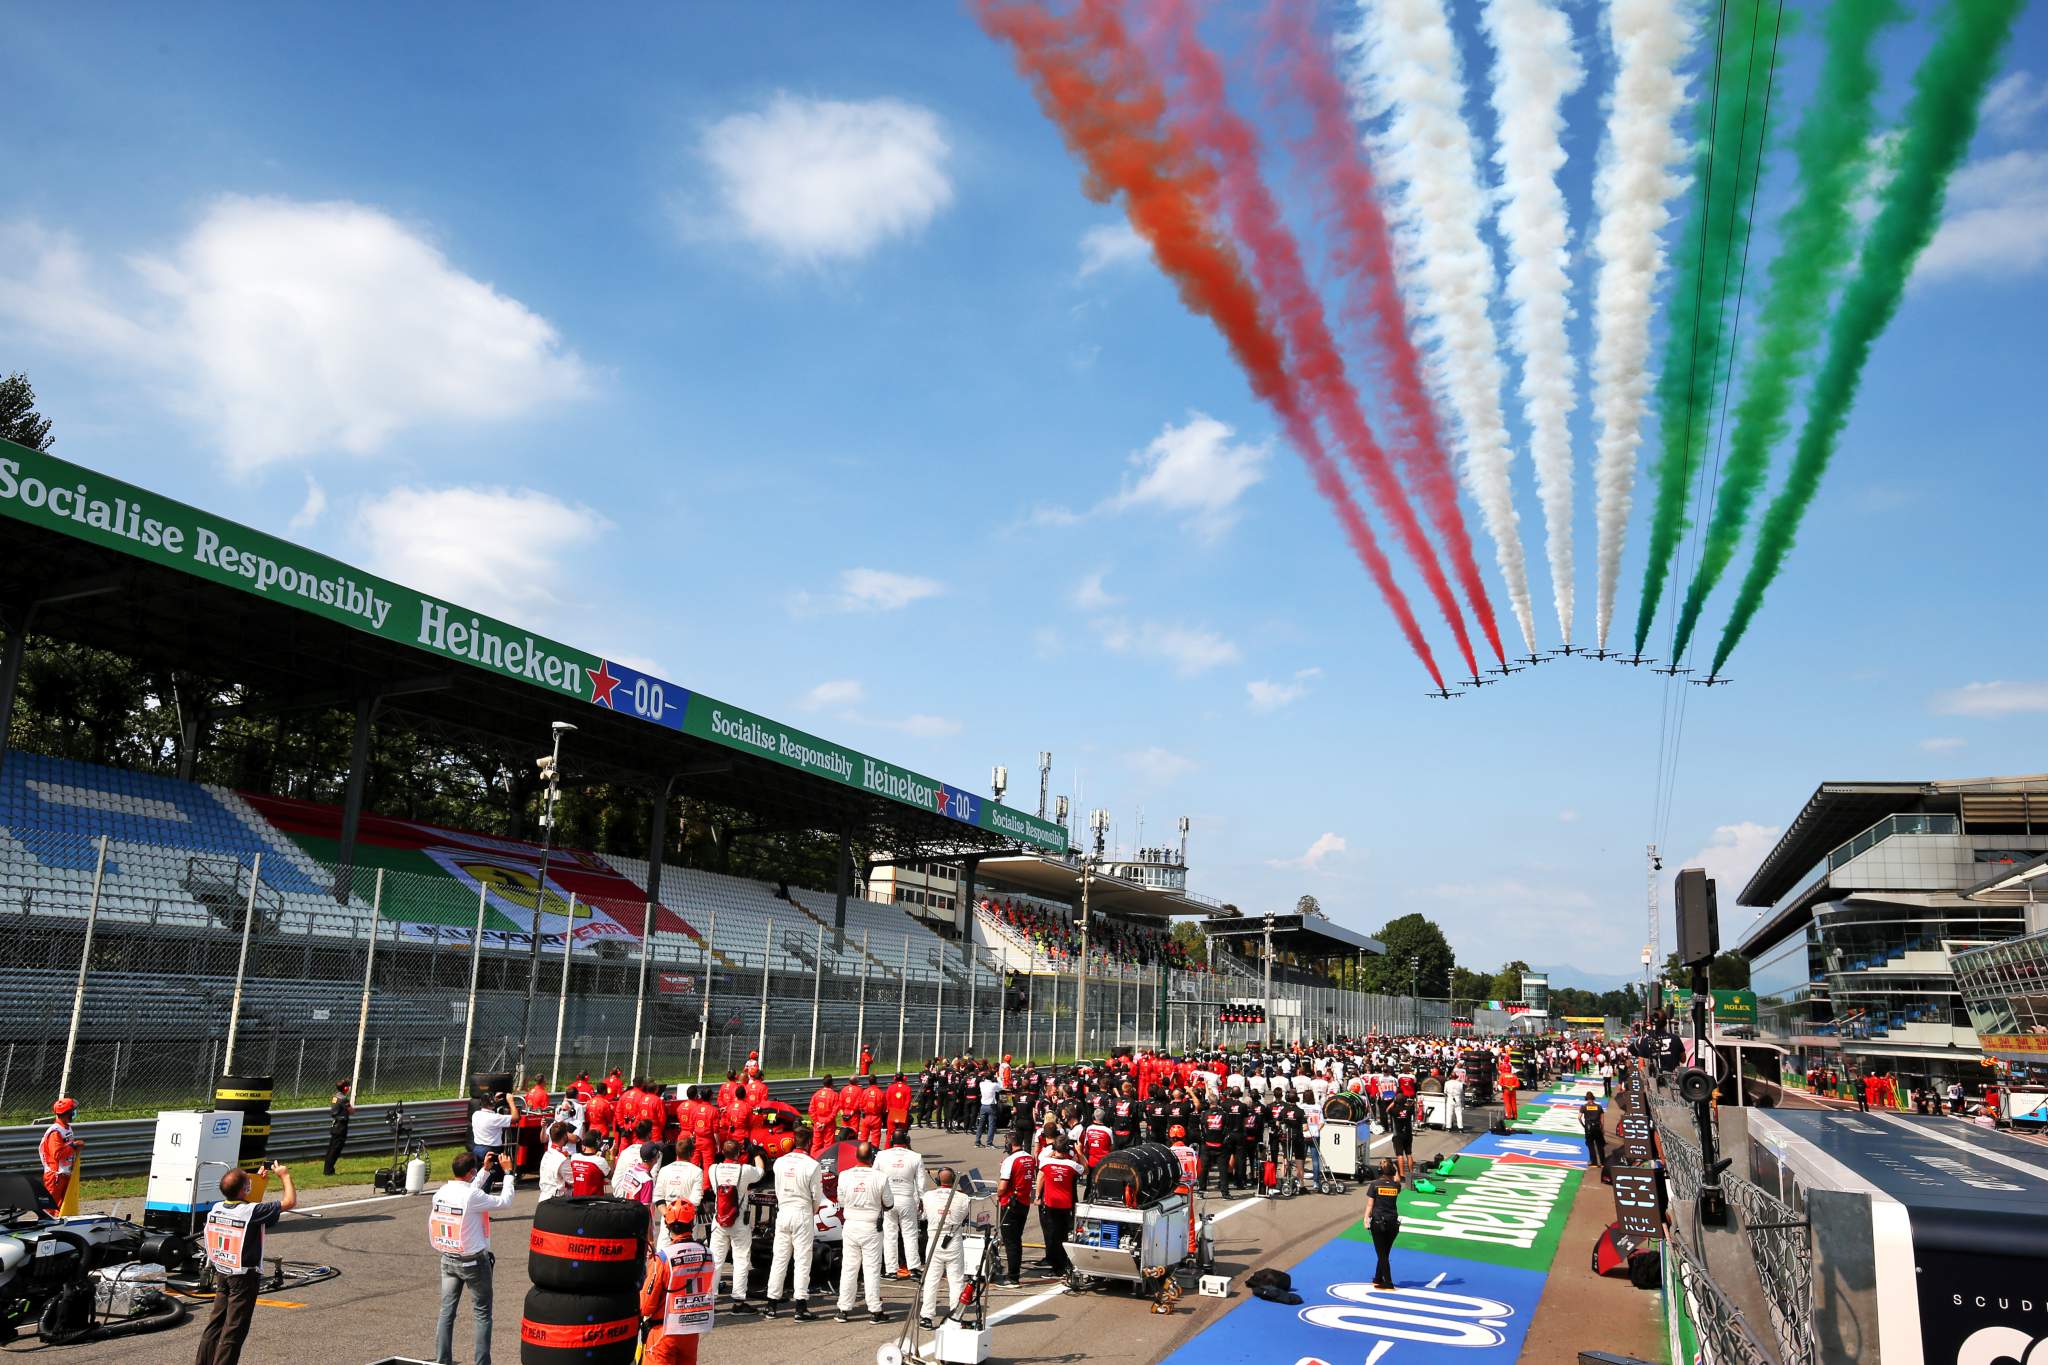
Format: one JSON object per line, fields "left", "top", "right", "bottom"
{"left": 429, "top": 1151, "right": 514, "bottom": 1365}
{"left": 196, "top": 1160, "right": 297, "bottom": 1365}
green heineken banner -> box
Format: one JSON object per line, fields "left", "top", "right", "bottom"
{"left": 0, "top": 439, "right": 1067, "bottom": 852}
{"left": 1663, "top": 987, "right": 1758, "bottom": 1023}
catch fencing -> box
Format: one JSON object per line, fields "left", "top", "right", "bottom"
{"left": 0, "top": 833, "right": 1452, "bottom": 1125}
{"left": 1649, "top": 1093, "right": 1812, "bottom": 1365}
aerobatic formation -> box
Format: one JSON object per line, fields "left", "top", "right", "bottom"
{"left": 976, "top": 0, "right": 2023, "bottom": 698}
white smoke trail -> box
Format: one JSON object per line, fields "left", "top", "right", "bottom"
{"left": 1347, "top": 0, "right": 1536, "bottom": 653}
{"left": 1588, "top": 0, "right": 1696, "bottom": 649}
{"left": 1481, "top": 0, "right": 1584, "bottom": 645}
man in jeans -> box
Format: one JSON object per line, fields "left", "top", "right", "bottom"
{"left": 431, "top": 1151, "right": 514, "bottom": 1364}
{"left": 975, "top": 1072, "right": 1002, "bottom": 1148}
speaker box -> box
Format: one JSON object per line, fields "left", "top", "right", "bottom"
{"left": 1674, "top": 868, "right": 1719, "bottom": 966}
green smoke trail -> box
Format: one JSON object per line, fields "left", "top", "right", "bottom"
{"left": 1669, "top": 0, "right": 1904, "bottom": 662}
{"left": 1632, "top": 0, "right": 1777, "bottom": 656}
{"left": 1712, "top": 0, "right": 2023, "bottom": 673}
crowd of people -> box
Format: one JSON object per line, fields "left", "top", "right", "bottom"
{"left": 39, "top": 1023, "right": 1723, "bottom": 1364}
{"left": 975, "top": 897, "right": 1206, "bottom": 972}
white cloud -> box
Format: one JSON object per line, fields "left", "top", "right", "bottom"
{"left": 1022, "top": 503, "right": 1085, "bottom": 530}
{"left": 803, "top": 679, "right": 866, "bottom": 711}
{"left": 1932, "top": 679, "right": 2048, "bottom": 716}
{"left": 1268, "top": 832, "right": 1347, "bottom": 871}
{"left": 1077, "top": 221, "right": 1148, "bottom": 278}
{"left": 1681, "top": 821, "right": 1784, "bottom": 905}
{"left": 791, "top": 567, "right": 944, "bottom": 615}
{"left": 0, "top": 223, "right": 152, "bottom": 354}
{"left": 1072, "top": 570, "right": 1120, "bottom": 611}
{"left": 1557, "top": 808, "right": 1580, "bottom": 823}
{"left": 1096, "top": 619, "right": 1240, "bottom": 676}
{"left": 1102, "top": 413, "right": 1270, "bottom": 540}
{"left": 697, "top": 94, "right": 952, "bottom": 264}
{"left": 0, "top": 199, "right": 590, "bottom": 470}
{"left": 356, "top": 485, "right": 608, "bottom": 625}
{"left": 1983, "top": 71, "right": 2048, "bottom": 140}
{"left": 1919, "top": 736, "right": 1967, "bottom": 753}
{"left": 1246, "top": 666, "right": 1321, "bottom": 712}
{"left": 1127, "top": 746, "right": 1196, "bottom": 783}
{"left": 1917, "top": 150, "right": 2048, "bottom": 283}
{"left": 288, "top": 475, "right": 327, "bottom": 532}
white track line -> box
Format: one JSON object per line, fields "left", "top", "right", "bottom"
{"left": 289, "top": 1192, "right": 411, "bottom": 1215}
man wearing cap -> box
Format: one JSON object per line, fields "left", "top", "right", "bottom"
{"left": 641, "top": 1198, "right": 713, "bottom": 1364}
{"left": 40, "top": 1099, "right": 82, "bottom": 1207}
{"left": 995, "top": 1133, "right": 1035, "bottom": 1286}
{"left": 1581, "top": 1096, "right": 1608, "bottom": 1173}
{"left": 325, "top": 1082, "right": 353, "bottom": 1176}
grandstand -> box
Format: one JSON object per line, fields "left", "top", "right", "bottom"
{"left": 0, "top": 437, "right": 1435, "bottom": 1117}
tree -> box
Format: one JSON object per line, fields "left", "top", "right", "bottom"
{"left": 1488, "top": 960, "right": 1531, "bottom": 1005}
{"left": 1361, "top": 913, "right": 1454, "bottom": 998}
{"left": 1450, "top": 967, "right": 1490, "bottom": 1008}
{"left": 1662, "top": 949, "right": 1750, "bottom": 990}
{"left": 1296, "top": 894, "right": 1322, "bottom": 918}
{"left": 1, "top": 373, "right": 53, "bottom": 451}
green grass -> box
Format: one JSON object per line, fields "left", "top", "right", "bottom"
{"left": 79, "top": 1141, "right": 477, "bottom": 1204}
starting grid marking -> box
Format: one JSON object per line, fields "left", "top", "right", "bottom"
{"left": 1161, "top": 1083, "right": 1595, "bottom": 1365}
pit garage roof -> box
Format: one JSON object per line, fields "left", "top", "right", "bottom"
{"left": 0, "top": 439, "right": 1068, "bottom": 856}
{"left": 1201, "top": 912, "right": 1385, "bottom": 958}
{"left": 976, "top": 853, "right": 1222, "bottom": 919}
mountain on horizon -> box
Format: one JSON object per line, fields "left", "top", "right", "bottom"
{"left": 1528, "top": 962, "right": 1646, "bottom": 995}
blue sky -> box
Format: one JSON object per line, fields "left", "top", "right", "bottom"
{"left": 5, "top": 2, "right": 2045, "bottom": 983}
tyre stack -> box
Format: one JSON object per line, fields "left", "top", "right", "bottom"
{"left": 521, "top": 1197, "right": 646, "bottom": 1364}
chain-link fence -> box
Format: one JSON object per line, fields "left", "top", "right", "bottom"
{"left": 1648, "top": 1091, "right": 1811, "bottom": 1365}
{"left": 1, "top": 831, "right": 1452, "bottom": 1124}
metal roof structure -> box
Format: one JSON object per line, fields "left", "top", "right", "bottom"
{"left": 1200, "top": 912, "right": 1385, "bottom": 958}
{"left": 0, "top": 439, "right": 1069, "bottom": 879}
{"left": 973, "top": 853, "right": 1222, "bottom": 919}
{"left": 1737, "top": 774, "right": 2048, "bottom": 956}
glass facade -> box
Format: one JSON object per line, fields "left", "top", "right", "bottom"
{"left": 1751, "top": 926, "right": 1829, "bottom": 1046}
{"left": 1952, "top": 929, "right": 2048, "bottom": 1075}
{"left": 1745, "top": 802, "right": 2045, "bottom": 1090}
{"left": 1813, "top": 898, "right": 2022, "bottom": 1068}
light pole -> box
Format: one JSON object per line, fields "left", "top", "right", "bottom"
{"left": 1261, "top": 912, "right": 1275, "bottom": 1048}
{"left": 1073, "top": 808, "right": 1108, "bottom": 1061}
{"left": 514, "top": 721, "right": 575, "bottom": 1083}
{"left": 1641, "top": 944, "right": 1655, "bottom": 1032}
{"left": 1410, "top": 955, "right": 1421, "bottom": 1035}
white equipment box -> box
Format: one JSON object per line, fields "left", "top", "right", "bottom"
{"left": 933, "top": 1321, "right": 992, "bottom": 1364}
{"left": 145, "top": 1110, "right": 243, "bottom": 1231}
{"left": 1063, "top": 1194, "right": 1190, "bottom": 1284}
{"left": 1318, "top": 1120, "right": 1371, "bottom": 1179}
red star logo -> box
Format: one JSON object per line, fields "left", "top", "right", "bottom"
{"left": 935, "top": 788, "right": 951, "bottom": 814}
{"left": 587, "top": 660, "right": 621, "bottom": 709}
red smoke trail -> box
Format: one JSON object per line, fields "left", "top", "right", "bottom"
{"left": 1262, "top": 3, "right": 1508, "bottom": 666}
{"left": 1143, "top": 0, "right": 1479, "bottom": 681}
{"left": 974, "top": 0, "right": 1445, "bottom": 688}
